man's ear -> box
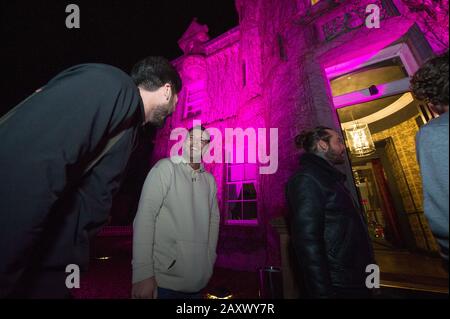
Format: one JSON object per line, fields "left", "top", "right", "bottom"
{"left": 318, "top": 140, "right": 328, "bottom": 152}
{"left": 164, "top": 83, "right": 172, "bottom": 101}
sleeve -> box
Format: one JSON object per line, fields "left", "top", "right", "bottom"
{"left": 76, "top": 126, "right": 137, "bottom": 236}
{"left": 132, "top": 160, "right": 173, "bottom": 284}
{"left": 286, "top": 174, "right": 334, "bottom": 298}
{"left": 208, "top": 178, "right": 221, "bottom": 263}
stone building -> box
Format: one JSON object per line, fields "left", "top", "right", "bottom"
{"left": 149, "top": 0, "right": 449, "bottom": 293}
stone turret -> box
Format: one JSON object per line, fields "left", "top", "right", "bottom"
{"left": 178, "top": 18, "right": 210, "bottom": 55}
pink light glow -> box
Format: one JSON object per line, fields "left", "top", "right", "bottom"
{"left": 146, "top": 0, "right": 449, "bottom": 272}
{"left": 225, "top": 219, "right": 258, "bottom": 226}
{"left": 325, "top": 51, "right": 383, "bottom": 79}
{"left": 319, "top": 14, "right": 417, "bottom": 70}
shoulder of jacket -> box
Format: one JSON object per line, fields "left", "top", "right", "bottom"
{"left": 74, "top": 64, "right": 135, "bottom": 89}
{"left": 153, "top": 158, "right": 176, "bottom": 174}
{"left": 423, "top": 113, "right": 449, "bottom": 130}
{"left": 417, "top": 116, "right": 448, "bottom": 141}
{"left": 288, "top": 171, "right": 321, "bottom": 189}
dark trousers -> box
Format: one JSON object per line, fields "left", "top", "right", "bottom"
{"left": 157, "top": 287, "right": 203, "bottom": 299}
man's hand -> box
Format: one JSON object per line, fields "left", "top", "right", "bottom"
{"left": 131, "top": 276, "right": 157, "bottom": 299}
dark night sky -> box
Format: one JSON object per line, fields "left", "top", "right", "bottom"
{"left": 0, "top": 0, "right": 238, "bottom": 223}
{"left": 1, "top": 0, "right": 238, "bottom": 113}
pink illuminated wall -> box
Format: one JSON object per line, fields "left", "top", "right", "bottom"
{"left": 150, "top": 0, "right": 448, "bottom": 272}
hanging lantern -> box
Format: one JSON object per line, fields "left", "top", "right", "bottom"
{"left": 345, "top": 122, "right": 376, "bottom": 157}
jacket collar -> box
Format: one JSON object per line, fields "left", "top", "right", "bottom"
{"left": 299, "top": 153, "right": 346, "bottom": 182}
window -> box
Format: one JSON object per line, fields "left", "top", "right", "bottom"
{"left": 242, "top": 61, "right": 247, "bottom": 87}
{"left": 277, "top": 34, "right": 287, "bottom": 61}
{"left": 329, "top": 57, "right": 408, "bottom": 97}
{"left": 183, "top": 81, "right": 206, "bottom": 118}
{"left": 239, "top": 5, "right": 246, "bottom": 22}
{"left": 225, "top": 163, "right": 258, "bottom": 225}
{"left": 326, "top": 43, "right": 419, "bottom": 109}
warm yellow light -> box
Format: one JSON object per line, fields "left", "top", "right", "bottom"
{"left": 95, "top": 256, "right": 111, "bottom": 260}
{"left": 345, "top": 123, "right": 376, "bottom": 157}
{"left": 206, "top": 293, "right": 233, "bottom": 299}
{"left": 311, "top": 0, "right": 320, "bottom": 5}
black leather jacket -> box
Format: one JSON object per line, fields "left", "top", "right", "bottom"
{"left": 286, "top": 153, "right": 375, "bottom": 298}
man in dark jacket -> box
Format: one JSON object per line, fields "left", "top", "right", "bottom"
{"left": 286, "top": 126, "right": 375, "bottom": 298}
{"left": 0, "top": 56, "right": 181, "bottom": 298}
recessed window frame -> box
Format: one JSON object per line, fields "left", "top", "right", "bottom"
{"left": 225, "top": 162, "right": 258, "bottom": 226}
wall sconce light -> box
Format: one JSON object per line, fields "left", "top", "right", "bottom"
{"left": 369, "top": 85, "right": 379, "bottom": 96}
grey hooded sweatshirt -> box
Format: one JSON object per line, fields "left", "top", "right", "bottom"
{"left": 132, "top": 151, "right": 220, "bottom": 292}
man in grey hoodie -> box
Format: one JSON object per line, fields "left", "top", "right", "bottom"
{"left": 131, "top": 125, "right": 220, "bottom": 299}
{"left": 411, "top": 51, "right": 449, "bottom": 267}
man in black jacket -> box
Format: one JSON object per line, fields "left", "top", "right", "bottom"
{"left": 0, "top": 56, "right": 181, "bottom": 298}
{"left": 286, "top": 126, "right": 375, "bottom": 298}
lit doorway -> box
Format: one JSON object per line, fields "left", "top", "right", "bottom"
{"left": 326, "top": 43, "right": 448, "bottom": 292}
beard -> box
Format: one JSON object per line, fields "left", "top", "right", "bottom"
{"left": 149, "top": 103, "right": 171, "bottom": 128}
{"left": 325, "top": 148, "right": 345, "bottom": 165}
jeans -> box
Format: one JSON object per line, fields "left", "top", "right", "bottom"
{"left": 157, "top": 287, "right": 203, "bottom": 299}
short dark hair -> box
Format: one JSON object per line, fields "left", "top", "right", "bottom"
{"left": 410, "top": 51, "right": 449, "bottom": 107}
{"left": 295, "top": 126, "right": 333, "bottom": 153}
{"left": 131, "top": 56, "right": 182, "bottom": 94}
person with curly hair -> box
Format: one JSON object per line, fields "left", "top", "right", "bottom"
{"left": 410, "top": 51, "right": 449, "bottom": 268}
